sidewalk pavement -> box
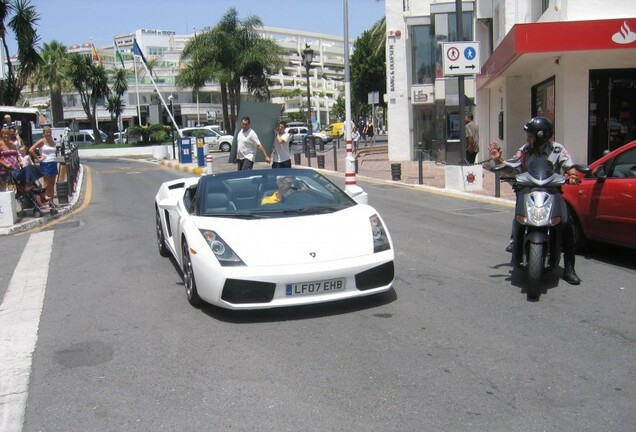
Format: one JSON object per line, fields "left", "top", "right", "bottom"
{"left": 1, "top": 143, "right": 515, "bottom": 236}
{"left": 159, "top": 143, "right": 517, "bottom": 205}
{"left": 0, "top": 165, "right": 85, "bottom": 236}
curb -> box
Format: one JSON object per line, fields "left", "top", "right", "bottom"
{"left": 160, "top": 160, "right": 206, "bottom": 176}
{"left": 0, "top": 165, "right": 85, "bottom": 236}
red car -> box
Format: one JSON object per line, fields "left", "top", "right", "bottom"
{"left": 563, "top": 140, "right": 636, "bottom": 250}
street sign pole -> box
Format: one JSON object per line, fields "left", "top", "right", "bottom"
{"left": 456, "top": 0, "right": 467, "bottom": 166}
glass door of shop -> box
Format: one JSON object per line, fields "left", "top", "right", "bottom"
{"left": 588, "top": 69, "right": 636, "bottom": 162}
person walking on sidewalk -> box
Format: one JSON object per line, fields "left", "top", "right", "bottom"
{"left": 270, "top": 121, "right": 292, "bottom": 168}
{"left": 236, "top": 116, "right": 270, "bottom": 170}
{"left": 366, "top": 118, "right": 375, "bottom": 145}
{"left": 357, "top": 116, "right": 367, "bottom": 146}
{"left": 352, "top": 126, "right": 361, "bottom": 151}
{"left": 465, "top": 113, "right": 480, "bottom": 164}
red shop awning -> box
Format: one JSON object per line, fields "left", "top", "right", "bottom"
{"left": 477, "top": 17, "right": 636, "bottom": 89}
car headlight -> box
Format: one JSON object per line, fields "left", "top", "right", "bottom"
{"left": 199, "top": 230, "right": 245, "bottom": 266}
{"left": 523, "top": 192, "right": 555, "bottom": 226}
{"left": 370, "top": 214, "right": 391, "bottom": 253}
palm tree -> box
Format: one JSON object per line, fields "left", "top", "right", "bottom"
{"left": 105, "top": 94, "right": 124, "bottom": 141}
{"left": 111, "top": 68, "right": 128, "bottom": 97}
{"left": 351, "top": 18, "right": 386, "bottom": 118}
{"left": 105, "top": 68, "right": 128, "bottom": 140}
{"left": 175, "top": 60, "right": 210, "bottom": 126}
{"left": 65, "top": 53, "right": 110, "bottom": 143}
{"left": 31, "top": 40, "right": 67, "bottom": 125}
{"left": 180, "top": 7, "right": 283, "bottom": 134}
{"left": 0, "top": 0, "right": 42, "bottom": 105}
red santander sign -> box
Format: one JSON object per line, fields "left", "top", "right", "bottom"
{"left": 515, "top": 18, "right": 636, "bottom": 52}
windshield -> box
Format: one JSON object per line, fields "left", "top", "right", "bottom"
{"left": 526, "top": 158, "right": 556, "bottom": 182}
{"left": 197, "top": 168, "right": 356, "bottom": 218}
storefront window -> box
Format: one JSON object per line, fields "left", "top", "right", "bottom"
{"left": 411, "top": 25, "right": 435, "bottom": 84}
{"left": 413, "top": 104, "right": 438, "bottom": 161}
{"left": 589, "top": 69, "right": 636, "bottom": 160}
{"left": 447, "top": 12, "right": 473, "bottom": 42}
{"left": 532, "top": 76, "right": 556, "bottom": 126}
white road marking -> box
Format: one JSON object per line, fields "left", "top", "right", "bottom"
{"left": 0, "top": 231, "right": 54, "bottom": 432}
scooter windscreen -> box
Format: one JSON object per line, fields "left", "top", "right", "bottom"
{"left": 526, "top": 158, "right": 555, "bottom": 182}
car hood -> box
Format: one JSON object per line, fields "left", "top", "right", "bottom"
{"left": 192, "top": 205, "right": 380, "bottom": 266}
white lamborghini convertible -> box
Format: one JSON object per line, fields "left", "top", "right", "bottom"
{"left": 155, "top": 168, "right": 394, "bottom": 310}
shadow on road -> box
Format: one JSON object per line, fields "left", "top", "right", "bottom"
{"left": 200, "top": 287, "right": 398, "bottom": 324}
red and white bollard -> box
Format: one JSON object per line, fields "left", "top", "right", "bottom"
{"left": 206, "top": 154, "right": 214, "bottom": 175}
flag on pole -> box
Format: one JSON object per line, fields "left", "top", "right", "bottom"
{"left": 113, "top": 38, "right": 125, "bottom": 68}
{"left": 132, "top": 38, "right": 148, "bottom": 66}
{"left": 91, "top": 43, "right": 102, "bottom": 65}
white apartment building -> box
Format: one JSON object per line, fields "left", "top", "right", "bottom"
{"left": 48, "top": 27, "right": 349, "bottom": 133}
{"left": 385, "top": 0, "right": 636, "bottom": 164}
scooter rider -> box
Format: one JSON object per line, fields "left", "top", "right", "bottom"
{"left": 490, "top": 117, "right": 581, "bottom": 285}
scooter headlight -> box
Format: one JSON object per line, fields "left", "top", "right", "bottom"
{"left": 524, "top": 192, "right": 553, "bottom": 226}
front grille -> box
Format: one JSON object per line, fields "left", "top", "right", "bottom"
{"left": 355, "top": 261, "right": 394, "bottom": 291}
{"left": 221, "top": 279, "right": 276, "bottom": 304}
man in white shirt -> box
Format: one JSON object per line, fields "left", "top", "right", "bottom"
{"left": 270, "top": 121, "right": 292, "bottom": 168}
{"left": 236, "top": 116, "right": 271, "bottom": 170}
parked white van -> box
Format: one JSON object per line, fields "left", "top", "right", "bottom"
{"left": 177, "top": 127, "right": 233, "bottom": 152}
{"left": 67, "top": 129, "right": 107, "bottom": 146}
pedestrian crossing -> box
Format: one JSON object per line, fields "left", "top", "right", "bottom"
{"left": 0, "top": 231, "right": 54, "bottom": 432}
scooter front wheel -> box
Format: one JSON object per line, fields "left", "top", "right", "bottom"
{"left": 527, "top": 242, "right": 543, "bottom": 300}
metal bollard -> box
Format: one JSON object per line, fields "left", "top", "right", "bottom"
{"left": 417, "top": 142, "right": 423, "bottom": 185}
{"left": 294, "top": 152, "right": 301, "bottom": 165}
{"left": 495, "top": 170, "right": 501, "bottom": 198}
{"left": 333, "top": 143, "right": 338, "bottom": 171}
{"left": 391, "top": 163, "right": 402, "bottom": 181}
{"left": 317, "top": 155, "right": 325, "bottom": 169}
{"left": 206, "top": 154, "right": 214, "bottom": 175}
{"left": 56, "top": 181, "right": 69, "bottom": 204}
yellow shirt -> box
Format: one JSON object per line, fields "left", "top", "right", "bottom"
{"left": 261, "top": 192, "right": 281, "bottom": 205}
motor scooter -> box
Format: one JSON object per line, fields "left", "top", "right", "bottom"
{"left": 495, "top": 158, "right": 590, "bottom": 300}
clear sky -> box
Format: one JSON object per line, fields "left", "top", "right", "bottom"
{"left": 6, "top": 0, "right": 386, "bottom": 54}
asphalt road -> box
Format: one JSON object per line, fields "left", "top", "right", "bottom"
{"left": 1, "top": 157, "right": 634, "bottom": 432}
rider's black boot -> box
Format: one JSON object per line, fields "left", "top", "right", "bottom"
{"left": 562, "top": 254, "right": 581, "bottom": 285}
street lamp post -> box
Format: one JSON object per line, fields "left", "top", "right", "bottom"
{"left": 302, "top": 43, "right": 314, "bottom": 137}
{"left": 168, "top": 94, "right": 175, "bottom": 159}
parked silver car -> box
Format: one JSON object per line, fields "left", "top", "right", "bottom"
{"left": 285, "top": 125, "right": 332, "bottom": 147}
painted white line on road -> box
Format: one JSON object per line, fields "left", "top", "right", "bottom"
{"left": 0, "top": 230, "right": 54, "bottom": 432}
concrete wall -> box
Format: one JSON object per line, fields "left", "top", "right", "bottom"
{"left": 385, "top": 0, "right": 413, "bottom": 161}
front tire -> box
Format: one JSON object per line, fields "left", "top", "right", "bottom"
{"left": 156, "top": 207, "right": 170, "bottom": 257}
{"left": 182, "top": 240, "right": 202, "bottom": 306}
{"left": 527, "top": 242, "right": 543, "bottom": 300}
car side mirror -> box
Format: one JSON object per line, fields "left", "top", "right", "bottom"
{"left": 593, "top": 165, "right": 607, "bottom": 181}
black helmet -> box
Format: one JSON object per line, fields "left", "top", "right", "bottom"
{"left": 524, "top": 117, "right": 553, "bottom": 145}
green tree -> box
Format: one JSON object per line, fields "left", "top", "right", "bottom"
{"left": 105, "top": 68, "right": 127, "bottom": 141}
{"left": 31, "top": 40, "right": 67, "bottom": 125}
{"left": 175, "top": 59, "right": 211, "bottom": 126}
{"left": 65, "top": 53, "right": 110, "bottom": 143}
{"left": 180, "top": 7, "right": 283, "bottom": 134}
{"left": 127, "top": 123, "right": 168, "bottom": 145}
{"left": 0, "top": 0, "right": 42, "bottom": 105}
{"left": 331, "top": 95, "right": 346, "bottom": 122}
{"left": 351, "top": 18, "right": 386, "bottom": 119}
